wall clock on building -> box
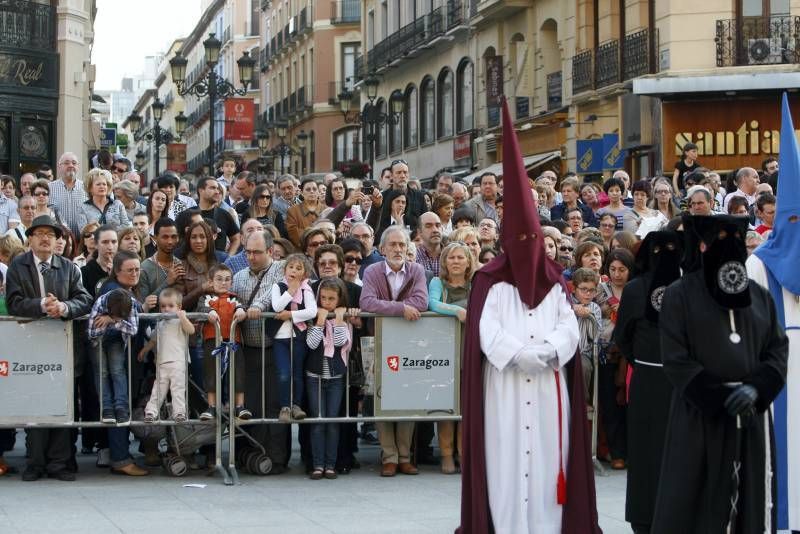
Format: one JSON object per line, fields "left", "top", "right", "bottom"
{"left": 20, "top": 125, "right": 47, "bottom": 159}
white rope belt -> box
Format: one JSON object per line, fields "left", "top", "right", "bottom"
{"left": 634, "top": 359, "right": 663, "bottom": 368}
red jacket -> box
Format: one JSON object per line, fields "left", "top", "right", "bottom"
{"left": 199, "top": 291, "right": 242, "bottom": 342}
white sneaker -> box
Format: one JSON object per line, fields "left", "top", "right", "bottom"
{"left": 96, "top": 448, "right": 111, "bottom": 468}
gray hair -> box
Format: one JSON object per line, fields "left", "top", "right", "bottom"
{"left": 113, "top": 180, "right": 139, "bottom": 199}
{"left": 351, "top": 221, "right": 374, "bottom": 237}
{"left": 379, "top": 224, "right": 410, "bottom": 249}
{"left": 277, "top": 174, "right": 295, "bottom": 187}
{"left": 249, "top": 229, "right": 275, "bottom": 251}
{"left": 736, "top": 167, "right": 758, "bottom": 184}
{"left": 686, "top": 185, "right": 712, "bottom": 202}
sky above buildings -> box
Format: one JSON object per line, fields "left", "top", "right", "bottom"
{"left": 93, "top": 0, "right": 202, "bottom": 90}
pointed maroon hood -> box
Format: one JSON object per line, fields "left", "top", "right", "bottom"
{"left": 499, "top": 97, "right": 563, "bottom": 308}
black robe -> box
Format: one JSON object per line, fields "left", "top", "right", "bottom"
{"left": 613, "top": 275, "right": 673, "bottom": 530}
{"left": 651, "top": 271, "right": 788, "bottom": 534}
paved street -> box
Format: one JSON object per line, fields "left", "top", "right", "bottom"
{"left": 0, "top": 430, "right": 629, "bottom": 534}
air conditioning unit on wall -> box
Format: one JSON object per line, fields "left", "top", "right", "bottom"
{"left": 748, "top": 38, "right": 783, "bottom": 64}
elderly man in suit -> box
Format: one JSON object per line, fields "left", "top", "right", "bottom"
{"left": 5, "top": 215, "right": 93, "bottom": 481}
{"left": 360, "top": 225, "right": 428, "bottom": 477}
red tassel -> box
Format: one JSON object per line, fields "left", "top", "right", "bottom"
{"left": 557, "top": 468, "right": 567, "bottom": 505}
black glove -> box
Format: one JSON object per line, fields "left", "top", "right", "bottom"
{"left": 724, "top": 384, "right": 758, "bottom": 417}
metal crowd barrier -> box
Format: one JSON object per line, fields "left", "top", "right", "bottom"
{"left": 0, "top": 311, "right": 465, "bottom": 486}
{"left": 225, "top": 311, "right": 462, "bottom": 484}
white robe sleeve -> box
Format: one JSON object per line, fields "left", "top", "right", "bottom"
{"left": 480, "top": 284, "right": 525, "bottom": 372}
{"left": 542, "top": 285, "right": 580, "bottom": 369}
{"left": 746, "top": 253, "right": 769, "bottom": 289}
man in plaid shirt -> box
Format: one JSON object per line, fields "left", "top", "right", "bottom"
{"left": 414, "top": 212, "right": 443, "bottom": 277}
{"left": 49, "top": 152, "right": 87, "bottom": 238}
{"left": 231, "top": 229, "right": 288, "bottom": 471}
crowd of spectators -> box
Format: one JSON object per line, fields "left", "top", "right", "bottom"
{"left": 0, "top": 145, "right": 780, "bottom": 481}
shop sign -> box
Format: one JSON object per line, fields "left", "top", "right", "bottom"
{"left": 453, "top": 133, "right": 471, "bottom": 161}
{"left": 662, "top": 97, "right": 800, "bottom": 171}
{"left": 166, "top": 143, "right": 187, "bottom": 173}
{"left": 0, "top": 51, "right": 56, "bottom": 91}
{"left": 576, "top": 139, "right": 603, "bottom": 174}
{"left": 602, "top": 133, "right": 625, "bottom": 170}
{"left": 224, "top": 98, "right": 255, "bottom": 141}
{"left": 99, "top": 128, "right": 116, "bottom": 147}
{"left": 485, "top": 56, "right": 504, "bottom": 107}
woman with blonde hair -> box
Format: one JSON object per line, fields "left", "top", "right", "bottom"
{"left": 427, "top": 241, "right": 475, "bottom": 473}
{"left": 648, "top": 178, "right": 681, "bottom": 221}
{"left": 117, "top": 226, "right": 145, "bottom": 261}
{"left": 80, "top": 168, "right": 130, "bottom": 229}
{"left": 0, "top": 234, "right": 25, "bottom": 267}
{"left": 541, "top": 225, "right": 563, "bottom": 261}
{"left": 449, "top": 226, "right": 482, "bottom": 269}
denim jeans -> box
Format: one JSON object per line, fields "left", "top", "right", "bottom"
{"left": 91, "top": 338, "right": 129, "bottom": 414}
{"left": 273, "top": 336, "right": 307, "bottom": 408}
{"left": 306, "top": 375, "right": 344, "bottom": 469}
{"left": 108, "top": 427, "right": 132, "bottom": 468}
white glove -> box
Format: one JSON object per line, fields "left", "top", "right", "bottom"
{"left": 514, "top": 343, "right": 557, "bottom": 376}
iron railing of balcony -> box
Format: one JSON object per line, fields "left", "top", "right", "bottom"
{"left": 572, "top": 49, "right": 593, "bottom": 94}
{"left": 446, "top": 0, "right": 468, "bottom": 29}
{"left": 299, "top": 7, "right": 310, "bottom": 34}
{"left": 259, "top": 47, "right": 268, "bottom": 71}
{"left": 715, "top": 15, "right": 800, "bottom": 67}
{"left": 331, "top": 0, "right": 360, "bottom": 24}
{"left": 277, "top": 29, "right": 283, "bottom": 49}
{"left": 547, "top": 71, "right": 562, "bottom": 110}
{"left": 283, "top": 23, "right": 290, "bottom": 45}
{"left": 222, "top": 26, "right": 231, "bottom": 45}
{"left": 595, "top": 39, "right": 620, "bottom": 88}
{"left": 328, "top": 81, "right": 360, "bottom": 106}
{"left": 354, "top": 54, "right": 365, "bottom": 82}
{"left": 623, "top": 28, "right": 659, "bottom": 80}
{"left": 0, "top": 0, "right": 55, "bottom": 50}
{"left": 297, "top": 85, "right": 312, "bottom": 109}
{"left": 470, "top": 0, "right": 478, "bottom": 17}
{"left": 289, "top": 91, "right": 297, "bottom": 115}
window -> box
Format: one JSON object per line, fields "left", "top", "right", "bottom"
{"left": 457, "top": 59, "right": 474, "bottom": 132}
{"left": 437, "top": 69, "right": 454, "bottom": 138}
{"left": 740, "top": 0, "right": 789, "bottom": 16}
{"left": 342, "top": 43, "right": 361, "bottom": 89}
{"left": 334, "top": 127, "right": 359, "bottom": 165}
{"left": 389, "top": 92, "right": 402, "bottom": 154}
{"left": 375, "top": 99, "right": 387, "bottom": 159}
{"left": 404, "top": 85, "right": 418, "bottom": 149}
{"left": 420, "top": 77, "right": 435, "bottom": 144}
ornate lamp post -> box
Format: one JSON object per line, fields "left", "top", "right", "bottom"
{"left": 168, "top": 33, "right": 256, "bottom": 169}
{"left": 337, "top": 75, "right": 403, "bottom": 180}
{"left": 127, "top": 97, "right": 186, "bottom": 177}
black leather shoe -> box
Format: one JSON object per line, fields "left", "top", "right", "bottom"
{"left": 48, "top": 470, "right": 76, "bottom": 482}
{"left": 21, "top": 467, "right": 43, "bottom": 481}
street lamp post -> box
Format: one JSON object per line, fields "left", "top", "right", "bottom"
{"left": 264, "top": 121, "right": 306, "bottom": 176}
{"left": 127, "top": 97, "right": 187, "bottom": 177}
{"left": 168, "top": 33, "right": 256, "bottom": 170}
{"left": 337, "top": 76, "right": 403, "bottom": 180}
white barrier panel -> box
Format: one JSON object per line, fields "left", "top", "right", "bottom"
{"left": 0, "top": 319, "right": 74, "bottom": 424}
{"left": 375, "top": 316, "right": 461, "bottom": 416}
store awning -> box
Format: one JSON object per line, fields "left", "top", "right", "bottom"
{"left": 462, "top": 150, "right": 561, "bottom": 183}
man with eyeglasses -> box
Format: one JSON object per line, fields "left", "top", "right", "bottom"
{"left": 47, "top": 153, "right": 87, "bottom": 238}
{"left": 371, "top": 161, "right": 427, "bottom": 234}
{"left": 225, "top": 218, "right": 265, "bottom": 274}
{"left": 232, "top": 229, "right": 290, "bottom": 472}
{"left": 5, "top": 215, "right": 93, "bottom": 481}
{"left": 350, "top": 222, "right": 383, "bottom": 276}
{"left": 477, "top": 218, "right": 499, "bottom": 249}
{"left": 5, "top": 196, "right": 36, "bottom": 245}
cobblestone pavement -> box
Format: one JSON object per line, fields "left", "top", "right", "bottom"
{"left": 0, "top": 430, "right": 629, "bottom": 533}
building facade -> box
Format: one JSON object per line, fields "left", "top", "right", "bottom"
{"left": 258, "top": 0, "right": 362, "bottom": 176}
{"left": 0, "top": 0, "right": 98, "bottom": 175}
{"left": 179, "top": 0, "right": 260, "bottom": 176}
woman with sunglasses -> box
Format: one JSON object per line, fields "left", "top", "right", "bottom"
{"left": 73, "top": 221, "right": 100, "bottom": 268}
{"left": 29, "top": 179, "right": 61, "bottom": 223}
{"left": 246, "top": 184, "right": 287, "bottom": 237}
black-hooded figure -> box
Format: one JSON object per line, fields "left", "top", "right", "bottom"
{"left": 651, "top": 214, "right": 788, "bottom": 534}
{"left": 614, "top": 230, "right": 683, "bottom": 534}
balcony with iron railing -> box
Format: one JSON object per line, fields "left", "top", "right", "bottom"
{"left": 716, "top": 15, "right": 800, "bottom": 66}
{"left": 547, "top": 71, "right": 562, "bottom": 110}
{"left": 299, "top": 7, "right": 311, "bottom": 34}
{"left": 623, "top": 28, "right": 658, "bottom": 80}
{"left": 328, "top": 81, "right": 361, "bottom": 107}
{"left": 222, "top": 26, "right": 231, "bottom": 45}
{"left": 595, "top": 39, "right": 620, "bottom": 89}
{"left": 357, "top": 0, "right": 469, "bottom": 81}
{"left": 572, "top": 49, "right": 593, "bottom": 95}
{"left": 0, "top": 0, "right": 56, "bottom": 50}
{"left": 331, "top": 0, "right": 360, "bottom": 24}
